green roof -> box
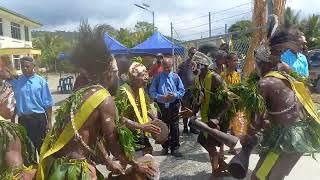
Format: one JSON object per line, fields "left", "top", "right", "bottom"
{"left": 0, "top": 6, "right": 42, "bottom": 26}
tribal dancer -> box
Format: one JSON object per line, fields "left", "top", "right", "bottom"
{"left": 0, "top": 58, "right": 36, "bottom": 180}
{"left": 248, "top": 27, "right": 320, "bottom": 179}
{"left": 115, "top": 61, "right": 161, "bottom": 155}
{"left": 36, "top": 22, "right": 157, "bottom": 180}
{"left": 0, "top": 114, "right": 36, "bottom": 180}
{"left": 186, "top": 51, "right": 232, "bottom": 176}
{"left": 221, "top": 53, "right": 247, "bottom": 154}
{"left": 0, "top": 56, "right": 16, "bottom": 120}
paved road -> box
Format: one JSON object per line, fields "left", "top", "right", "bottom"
{"left": 49, "top": 74, "right": 320, "bottom": 180}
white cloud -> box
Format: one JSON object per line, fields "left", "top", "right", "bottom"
{"left": 1, "top": 0, "right": 319, "bottom": 41}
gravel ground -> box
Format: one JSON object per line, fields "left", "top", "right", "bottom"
{"left": 49, "top": 73, "right": 320, "bottom": 180}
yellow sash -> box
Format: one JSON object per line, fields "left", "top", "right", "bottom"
{"left": 255, "top": 151, "right": 280, "bottom": 180}
{"left": 121, "top": 84, "right": 149, "bottom": 125}
{"left": 0, "top": 115, "right": 5, "bottom": 121}
{"left": 195, "top": 72, "right": 213, "bottom": 124}
{"left": 36, "top": 88, "right": 110, "bottom": 180}
{"left": 221, "top": 71, "right": 241, "bottom": 85}
{"left": 265, "top": 71, "right": 320, "bottom": 124}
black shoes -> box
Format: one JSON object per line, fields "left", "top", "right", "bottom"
{"left": 190, "top": 127, "right": 200, "bottom": 134}
{"left": 161, "top": 148, "right": 183, "bottom": 157}
{"left": 182, "top": 128, "right": 189, "bottom": 134}
{"left": 171, "top": 149, "right": 183, "bottom": 157}
{"left": 161, "top": 148, "right": 169, "bottom": 155}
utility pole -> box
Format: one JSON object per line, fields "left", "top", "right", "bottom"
{"left": 225, "top": 24, "right": 228, "bottom": 45}
{"left": 209, "top": 12, "right": 212, "bottom": 37}
{"left": 134, "top": 3, "right": 155, "bottom": 32}
{"left": 171, "top": 22, "right": 175, "bottom": 71}
{"left": 152, "top": 11, "right": 155, "bottom": 32}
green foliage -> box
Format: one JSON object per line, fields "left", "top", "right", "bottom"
{"left": 33, "top": 21, "right": 155, "bottom": 72}
{"left": 284, "top": 7, "right": 301, "bottom": 28}
{"left": 228, "top": 20, "right": 252, "bottom": 39}
{"left": 301, "top": 14, "right": 320, "bottom": 49}
{"left": 229, "top": 7, "right": 320, "bottom": 50}
{"left": 116, "top": 126, "right": 136, "bottom": 159}
{"left": 0, "top": 120, "right": 35, "bottom": 170}
{"left": 33, "top": 33, "right": 70, "bottom": 72}
{"left": 115, "top": 21, "right": 155, "bottom": 48}
{"left": 283, "top": 7, "right": 320, "bottom": 49}
{"left": 132, "top": 56, "right": 143, "bottom": 64}
{"left": 228, "top": 72, "right": 266, "bottom": 123}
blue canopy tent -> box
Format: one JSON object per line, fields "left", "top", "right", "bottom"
{"left": 104, "top": 33, "right": 129, "bottom": 55}
{"left": 131, "top": 31, "right": 184, "bottom": 55}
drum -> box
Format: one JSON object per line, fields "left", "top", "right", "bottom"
{"left": 107, "top": 154, "right": 160, "bottom": 180}
{"left": 150, "top": 120, "right": 169, "bottom": 144}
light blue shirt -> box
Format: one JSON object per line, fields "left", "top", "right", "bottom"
{"left": 281, "top": 49, "right": 309, "bottom": 77}
{"left": 9, "top": 74, "right": 53, "bottom": 116}
{"left": 149, "top": 72, "right": 185, "bottom": 104}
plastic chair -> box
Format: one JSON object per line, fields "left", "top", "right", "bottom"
{"left": 57, "top": 78, "right": 65, "bottom": 93}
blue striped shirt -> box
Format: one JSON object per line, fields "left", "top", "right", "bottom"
{"left": 149, "top": 72, "right": 185, "bottom": 104}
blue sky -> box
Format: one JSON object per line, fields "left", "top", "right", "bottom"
{"left": 0, "top": 0, "right": 319, "bottom": 40}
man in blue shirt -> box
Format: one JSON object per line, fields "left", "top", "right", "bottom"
{"left": 149, "top": 58, "right": 185, "bottom": 157}
{"left": 281, "top": 49, "right": 309, "bottom": 77}
{"left": 0, "top": 56, "right": 53, "bottom": 152}
{"left": 280, "top": 31, "right": 309, "bottom": 77}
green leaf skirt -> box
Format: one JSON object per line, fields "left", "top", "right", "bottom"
{"left": 46, "top": 157, "right": 104, "bottom": 180}
{"left": 0, "top": 120, "right": 35, "bottom": 169}
{"left": 259, "top": 118, "right": 320, "bottom": 155}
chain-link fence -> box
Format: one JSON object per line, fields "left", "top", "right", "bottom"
{"left": 168, "top": 2, "right": 254, "bottom": 71}
{"left": 171, "top": 29, "right": 254, "bottom": 73}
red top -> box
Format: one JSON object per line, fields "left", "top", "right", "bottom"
{"left": 149, "top": 64, "right": 163, "bottom": 78}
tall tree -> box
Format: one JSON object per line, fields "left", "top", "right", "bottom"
{"left": 116, "top": 28, "right": 134, "bottom": 48}
{"left": 284, "top": 7, "right": 301, "bottom": 28}
{"left": 228, "top": 20, "right": 252, "bottom": 39}
{"left": 301, "top": 14, "right": 320, "bottom": 49}
{"left": 33, "top": 33, "right": 66, "bottom": 72}
{"left": 134, "top": 21, "right": 155, "bottom": 44}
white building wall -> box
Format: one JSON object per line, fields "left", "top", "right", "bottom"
{"left": 0, "top": 17, "right": 33, "bottom": 49}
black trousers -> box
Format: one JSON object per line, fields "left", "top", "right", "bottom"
{"left": 18, "top": 113, "right": 47, "bottom": 153}
{"left": 157, "top": 100, "right": 180, "bottom": 151}
{"left": 181, "top": 89, "right": 194, "bottom": 129}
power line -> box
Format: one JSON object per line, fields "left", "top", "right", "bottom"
{"left": 213, "top": 11, "right": 252, "bottom": 23}
{"left": 179, "top": 26, "right": 225, "bottom": 39}
{"left": 173, "top": 27, "right": 183, "bottom": 41}
{"left": 180, "top": 30, "right": 210, "bottom": 38}
{"left": 212, "top": 7, "right": 252, "bottom": 16}
{"left": 175, "top": 22, "right": 210, "bottom": 31}
{"left": 171, "top": 1, "right": 251, "bottom": 26}
{"left": 211, "top": 2, "right": 251, "bottom": 14}
{"left": 211, "top": 27, "right": 225, "bottom": 31}
{"left": 174, "top": 14, "right": 208, "bottom": 25}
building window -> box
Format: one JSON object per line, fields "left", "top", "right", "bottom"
{"left": 13, "top": 55, "right": 21, "bottom": 70}
{"left": 11, "top": 22, "right": 21, "bottom": 40}
{"left": 0, "top": 18, "right": 3, "bottom": 36}
{"left": 24, "top": 26, "right": 29, "bottom": 41}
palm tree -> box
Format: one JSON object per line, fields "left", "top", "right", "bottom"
{"left": 301, "top": 14, "right": 320, "bottom": 49}
{"left": 33, "top": 33, "right": 65, "bottom": 72}
{"left": 284, "top": 7, "right": 301, "bottom": 28}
